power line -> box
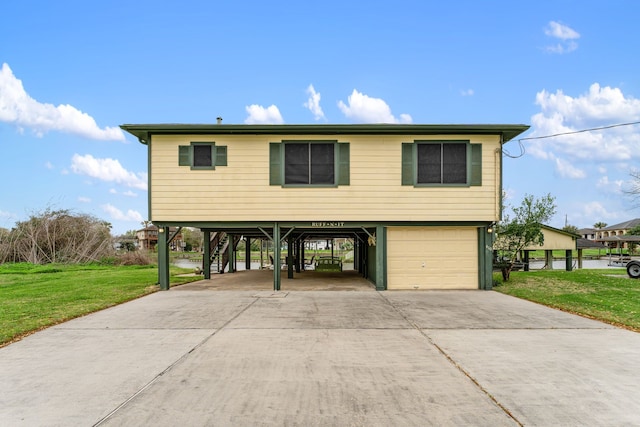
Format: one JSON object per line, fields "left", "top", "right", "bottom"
{"left": 503, "top": 120, "right": 640, "bottom": 159}
{"left": 519, "top": 120, "right": 640, "bottom": 142}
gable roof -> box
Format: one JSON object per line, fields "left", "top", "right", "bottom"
{"left": 601, "top": 218, "right": 640, "bottom": 231}
{"left": 120, "top": 123, "right": 530, "bottom": 145}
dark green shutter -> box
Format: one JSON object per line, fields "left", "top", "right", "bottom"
{"left": 215, "top": 145, "right": 227, "bottom": 166}
{"left": 179, "top": 146, "right": 190, "bottom": 166}
{"left": 401, "top": 143, "right": 414, "bottom": 185}
{"left": 470, "top": 144, "right": 482, "bottom": 186}
{"left": 337, "top": 143, "right": 350, "bottom": 185}
{"left": 269, "top": 142, "right": 282, "bottom": 185}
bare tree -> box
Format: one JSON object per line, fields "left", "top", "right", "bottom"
{"left": 626, "top": 169, "right": 640, "bottom": 207}
{"left": 1, "top": 208, "right": 114, "bottom": 264}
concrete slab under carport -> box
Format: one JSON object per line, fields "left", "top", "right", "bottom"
{"left": 176, "top": 268, "right": 376, "bottom": 291}
{"left": 2, "top": 289, "right": 640, "bottom": 426}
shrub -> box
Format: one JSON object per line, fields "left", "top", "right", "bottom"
{"left": 114, "top": 251, "right": 153, "bottom": 266}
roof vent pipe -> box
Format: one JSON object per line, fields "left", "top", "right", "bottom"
{"left": 216, "top": 117, "right": 223, "bottom": 124}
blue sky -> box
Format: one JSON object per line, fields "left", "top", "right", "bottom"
{"left": 1, "top": 0, "right": 640, "bottom": 235}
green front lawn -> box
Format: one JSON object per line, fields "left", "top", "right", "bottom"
{"left": 0, "top": 263, "right": 202, "bottom": 346}
{"left": 494, "top": 269, "right": 640, "bottom": 331}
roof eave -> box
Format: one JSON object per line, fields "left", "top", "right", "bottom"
{"left": 120, "top": 123, "right": 530, "bottom": 145}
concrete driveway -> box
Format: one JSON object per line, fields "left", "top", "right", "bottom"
{"left": 1, "top": 285, "right": 639, "bottom": 426}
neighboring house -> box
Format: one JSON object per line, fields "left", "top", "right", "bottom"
{"left": 595, "top": 218, "right": 640, "bottom": 250}
{"left": 596, "top": 219, "right": 640, "bottom": 240}
{"left": 579, "top": 228, "right": 597, "bottom": 241}
{"left": 121, "top": 123, "right": 529, "bottom": 291}
{"left": 136, "top": 225, "right": 183, "bottom": 251}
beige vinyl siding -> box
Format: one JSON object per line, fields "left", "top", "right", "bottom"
{"left": 387, "top": 226, "right": 478, "bottom": 290}
{"left": 149, "top": 134, "right": 502, "bottom": 222}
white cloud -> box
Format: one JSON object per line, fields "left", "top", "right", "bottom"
{"left": 554, "top": 156, "right": 586, "bottom": 179}
{"left": 528, "top": 84, "right": 640, "bottom": 163}
{"left": 337, "top": 89, "right": 412, "bottom": 124}
{"left": 122, "top": 190, "right": 137, "bottom": 197}
{"left": 304, "top": 84, "right": 325, "bottom": 121}
{"left": 0, "top": 63, "right": 125, "bottom": 141}
{"left": 70, "top": 154, "right": 148, "bottom": 190}
{"left": 45, "top": 161, "right": 54, "bottom": 170}
{"left": 545, "top": 21, "right": 580, "bottom": 40}
{"left": 109, "top": 188, "right": 118, "bottom": 194}
{"left": 78, "top": 196, "right": 91, "bottom": 203}
{"left": 544, "top": 21, "right": 580, "bottom": 54}
{"left": 101, "top": 203, "right": 143, "bottom": 222}
{"left": 244, "top": 104, "right": 284, "bottom": 124}
{"left": 596, "top": 175, "right": 624, "bottom": 193}
{"left": 578, "top": 201, "right": 622, "bottom": 223}
{"left": 460, "top": 89, "right": 474, "bottom": 97}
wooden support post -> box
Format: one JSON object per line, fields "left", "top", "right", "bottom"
{"left": 545, "top": 250, "right": 554, "bottom": 270}
{"left": 577, "top": 248, "right": 583, "bottom": 269}
{"left": 287, "top": 235, "right": 294, "bottom": 279}
{"left": 523, "top": 250, "right": 530, "bottom": 272}
{"left": 245, "top": 237, "right": 251, "bottom": 271}
{"left": 300, "top": 239, "right": 306, "bottom": 271}
{"left": 375, "top": 225, "right": 386, "bottom": 290}
{"left": 157, "top": 227, "right": 170, "bottom": 290}
{"left": 228, "top": 234, "right": 235, "bottom": 273}
{"left": 203, "top": 230, "right": 211, "bottom": 280}
{"left": 295, "top": 239, "right": 301, "bottom": 273}
{"left": 274, "top": 223, "right": 281, "bottom": 291}
{"left": 565, "top": 249, "right": 573, "bottom": 271}
{"left": 477, "top": 227, "right": 493, "bottom": 290}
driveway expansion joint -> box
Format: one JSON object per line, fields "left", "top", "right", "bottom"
{"left": 376, "top": 291, "right": 525, "bottom": 427}
{"left": 92, "top": 297, "right": 260, "bottom": 426}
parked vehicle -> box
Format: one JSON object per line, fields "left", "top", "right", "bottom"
{"left": 627, "top": 260, "right": 640, "bottom": 279}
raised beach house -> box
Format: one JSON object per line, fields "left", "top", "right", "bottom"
{"left": 121, "top": 123, "right": 529, "bottom": 291}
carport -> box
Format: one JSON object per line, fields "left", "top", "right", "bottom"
{"left": 596, "top": 235, "right": 640, "bottom": 266}
{"left": 157, "top": 222, "right": 383, "bottom": 291}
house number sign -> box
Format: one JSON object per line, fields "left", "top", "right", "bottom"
{"left": 311, "top": 222, "right": 345, "bottom": 227}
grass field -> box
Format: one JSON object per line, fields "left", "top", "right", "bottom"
{"left": 0, "top": 263, "right": 202, "bottom": 346}
{"left": 494, "top": 269, "right": 640, "bottom": 331}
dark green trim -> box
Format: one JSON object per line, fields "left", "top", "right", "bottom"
{"left": 178, "top": 145, "right": 190, "bottom": 166}
{"left": 477, "top": 227, "right": 493, "bottom": 290}
{"left": 121, "top": 123, "right": 530, "bottom": 143}
{"left": 375, "top": 225, "right": 387, "bottom": 291}
{"left": 401, "top": 143, "right": 413, "bottom": 185}
{"left": 245, "top": 237, "right": 251, "bottom": 271}
{"left": 155, "top": 220, "right": 496, "bottom": 230}
{"left": 147, "top": 137, "right": 153, "bottom": 222}
{"left": 287, "top": 235, "right": 294, "bottom": 279}
{"left": 273, "top": 223, "right": 281, "bottom": 291}
{"left": 269, "top": 143, "right": 282, "bottom": 185}
{"left": 157, "top": 228, "right": 170, "bottom": 290}
{"left": 203, "top": 230, "right": 211, "bottom": 279}
{"left": 470, "top": 143, "right": 482, "bottom": 186}
{"left": 499, "top": 134, "right": 504, "bottom": 221}
{"left": 338, "top": 142, "right": 350, "bottom": 185}
{"left": 216, "top": 145, "right": 228, "bottom": 166}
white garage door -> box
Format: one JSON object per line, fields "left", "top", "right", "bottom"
{"left": 387, "top": 226, "right": 478, "bottom": 290}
